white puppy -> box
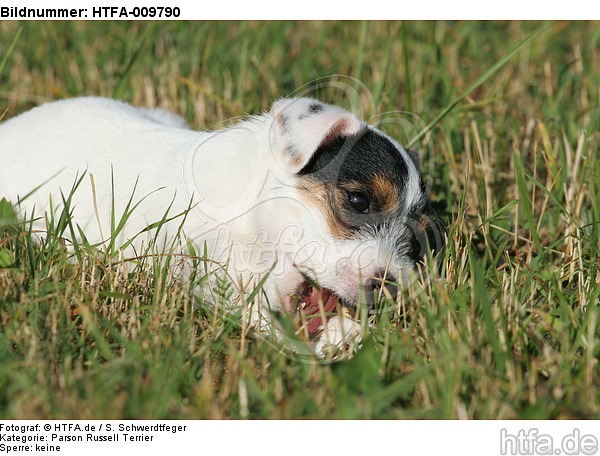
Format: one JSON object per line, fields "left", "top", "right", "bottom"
{"left": 0, "top": 97, "right": 432, "bottom": 358}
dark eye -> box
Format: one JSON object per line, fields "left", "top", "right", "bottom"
{"left": 347, "top": 191, "right": 370, "bottom": 214}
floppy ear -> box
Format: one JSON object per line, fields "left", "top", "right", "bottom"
{"left": 271, "top": 98, "right": 365, "bottom": 173}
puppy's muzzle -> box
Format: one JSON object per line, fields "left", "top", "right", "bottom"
{"left": 364, "top": 270, "right": 398, "bottom": 311}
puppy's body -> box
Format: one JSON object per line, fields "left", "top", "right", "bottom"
{"left": 1, "top": 98, "right": 199, "bottom": 243}
{"left": 0, "top": 97, "right": 430, "bottom": 356}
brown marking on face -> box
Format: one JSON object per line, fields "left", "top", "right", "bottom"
{"left": 296, "top": 173, "right": 404, "bottom": 241}
{"left": 338, "top": 175, "right": 400, "bottom": 214}
{"left": 296, "top": 175, "right": 355, "bottom": 239}
{"left": 290, "top": 153, "right": 304, "bottom": 170}
{"left": 418, "top": 214, "right": 430, "bottom": 231}
{"left": 277, "top": 112, "right": 288, "bottom": 129}
{"left": 370, "top": 174, "right": 400, "bottom": 212}
{"left": 321, "top": 118, "right": 350, "bottom": 148}
{"left": 338, "top": 180, "right": 362, "bottom": 193}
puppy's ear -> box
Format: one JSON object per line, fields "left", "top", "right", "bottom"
{"left": 271, "top": 98, "right": 365, "bottom": 173}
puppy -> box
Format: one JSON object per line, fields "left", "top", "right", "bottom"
{"left": 0, "top": 97, "right": 432, "bottom": 358}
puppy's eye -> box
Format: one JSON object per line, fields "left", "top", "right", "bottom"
{"left": 347, "top": 192, "right": 370, "bottom": 214}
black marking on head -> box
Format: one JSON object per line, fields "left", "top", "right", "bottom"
{"left": 419, "top": 176, "right": 426, "bottom": 194}
{"left": 299, "top": 102, "right": 325, "bottom": 120}
{"left": 297, "top": 129, "right": 414, "bottom": 233}
{"left": 407, "top": 178, "right": 428, "bottom": 216}
{"left": 309, "top": 102, "right": 323, "bottom": 114}
{"left": 299, "top": 130, "right": 409, "bottom": 185}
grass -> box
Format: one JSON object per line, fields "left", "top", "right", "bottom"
{"left": 0, "top": 21, "right": 599, "bottom": 419}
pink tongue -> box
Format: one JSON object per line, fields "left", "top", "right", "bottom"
{"left": 300, "top": 288, "right": 340, "bottom": 335}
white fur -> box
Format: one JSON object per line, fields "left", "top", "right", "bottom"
{"left": 0, "top": 96, "right": 421, "bottom": 357}
{"left": 314, "top": 316, "right": 363, "bottom": 358}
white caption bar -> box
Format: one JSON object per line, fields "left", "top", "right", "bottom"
{"left": 0, "top": 421, "right": 599, "bottom": 456}
{"left": 0, "top": 0, "right": 598, "bottom": 19}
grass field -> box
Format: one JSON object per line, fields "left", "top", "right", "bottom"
{"left": 0, "top": 21, "right": 598, "bottom": 419}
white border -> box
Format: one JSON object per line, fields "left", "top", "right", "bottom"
{"left": 1, "top": 0, "right": 599, "bottom": 19}
{"left": 1, "top": 420, "right": 599, "bottom": 455}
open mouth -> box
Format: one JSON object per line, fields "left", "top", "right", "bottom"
{"left": 286, "top": 281, "right": 355, "bottom": 337}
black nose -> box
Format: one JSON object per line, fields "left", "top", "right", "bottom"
{"left": 364, "top": 270, "right": 398, "bottom": 309}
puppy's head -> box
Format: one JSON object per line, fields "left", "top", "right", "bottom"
{"left": 271, "top": 98, "right": 434, "bottom": 313}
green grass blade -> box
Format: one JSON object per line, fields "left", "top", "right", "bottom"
{"left": 470, "top": 254, "right": 506, "bottom": 377}
{"left": 246, "top": 262, "right": 277, "bottom": 304}
{"left": 408, "top": 23, "right": 549, "bottom": 148}
{"left": 401, "top": 22, "right": 413, "bottom": 113}
{"left": 514, "top": 151, "right": 543, "bottom": 256}
{"left": 0, "top": 26, "right": 22, "bottom": 79}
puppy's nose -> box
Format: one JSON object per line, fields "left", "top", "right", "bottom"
{"left": 364, "top": 270, "right": 398, "bottom": 309}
